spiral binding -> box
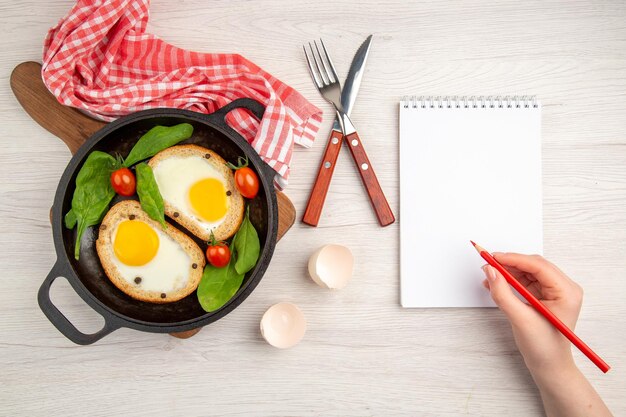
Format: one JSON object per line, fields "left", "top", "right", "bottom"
{"left": 401, "top": 96, "right": 539, "bottom": 109}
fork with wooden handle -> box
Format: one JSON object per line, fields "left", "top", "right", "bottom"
{"left": 303, "top": 39, "right": 395, "bottom": 227}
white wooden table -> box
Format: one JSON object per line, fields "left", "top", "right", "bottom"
{"left": 1, "top": 1, "right": 625, "bottom": 415}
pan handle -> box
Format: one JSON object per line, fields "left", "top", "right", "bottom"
{"left": 38, "top": 261, "right": 121, "bottom": 345}
{"left": 208, "top": 97, "right": 266, "bottom": 129}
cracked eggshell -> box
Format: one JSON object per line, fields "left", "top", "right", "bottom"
{"left": 307, "top": 244, "right": 354, "bottom": 289}
{"left": 260, "top": 302, "right": 306, "bottom": 349}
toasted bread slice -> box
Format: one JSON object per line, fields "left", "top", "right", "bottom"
{"left": 96, "top": 200, "right": 205, "bottom": 304}
{"left": 148, "top": 144, "right": 245, "bottom": 241}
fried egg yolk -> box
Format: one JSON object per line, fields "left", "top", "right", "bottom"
{"left": 188, "top": 178, "right": 228, "bottom": 222}
{"left": 113, "top": 220, "right": 159, "bottom": 266}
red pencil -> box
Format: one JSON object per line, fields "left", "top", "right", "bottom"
{"left": 470, "top": 241, "right": 610, "bottom": 373}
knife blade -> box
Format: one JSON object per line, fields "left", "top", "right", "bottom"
{"left": 302, "top": 35, "right": 374, "bottom": 226}
{"left": 333, "top": 34, "right": 373, "bottom": 131}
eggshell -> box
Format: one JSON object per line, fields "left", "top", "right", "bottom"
{"left": 260, "top": 302, "right": 306, "bottom": 349}
{"left": 308, "top": 244, "right": 354, "bottom": 289}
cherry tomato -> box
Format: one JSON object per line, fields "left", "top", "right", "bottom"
{"left": 110, "top": 168, "right": 136, "bottom": 196}
{"left": 206, "top": 242, "right": 231, "bottom": 268}
{"left": 228, "top": 156, "right": 260, "bottom": 199}
{"left": 234, "top": 167, "right": 259, "bottom": 199}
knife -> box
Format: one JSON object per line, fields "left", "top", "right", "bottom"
{"left": 302, "top": 35, "right": 373, "bottom": 226}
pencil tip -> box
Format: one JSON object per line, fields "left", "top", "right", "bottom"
{"left": 470, "top": 240, "right": 484, "bottom": 254}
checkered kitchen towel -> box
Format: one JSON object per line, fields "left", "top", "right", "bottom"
{"left": 42, "top": 0, "right": 322, "bottom": 183}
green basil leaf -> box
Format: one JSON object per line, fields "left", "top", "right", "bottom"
{"left": 197, "top": 259, "right": 244, "bottom": 312}
{"left": 64, "top": 209, "right": 77, "bottom": 229}
{"left": 69, "top": 151, "right": 117, "bottom": 259}
{"left": 135, "top": 163, "right": 166, "bottom": 228}
{"left": 233, "top": 208, "right": 260, "bottom": 275}
{"left": 123, "top": 123, "right": 193, "bottom": 167}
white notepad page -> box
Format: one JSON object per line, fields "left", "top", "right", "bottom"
{"left": 399, "top": 96, "right": 543, "bottom": 307}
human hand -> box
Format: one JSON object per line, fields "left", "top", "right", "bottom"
{"left": 481, "top": 253, "right": 583, "bottom": 375}
{"left": 482, "top": 254, "right": 613, "bottom": 417}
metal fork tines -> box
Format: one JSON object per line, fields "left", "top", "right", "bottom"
{"left": 303, "top": 40, "right": 355, "bottom": 135}
{"left": 303, "top": 40, "right": 342, "bottom": 109}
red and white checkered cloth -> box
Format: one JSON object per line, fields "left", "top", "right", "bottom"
{"left": 42, "top": 0, "right": 322, "bottom": 184}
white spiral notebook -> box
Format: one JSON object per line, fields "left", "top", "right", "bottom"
{"left": 399, "top": 96, "right": 543, "bottom": 308}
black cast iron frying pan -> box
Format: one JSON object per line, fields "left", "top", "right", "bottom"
{"left": 38, "top": 98, "right": 278, "bottom": 345}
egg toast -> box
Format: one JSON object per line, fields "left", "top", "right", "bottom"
{"left": 96, "top": 200, "right": 205, "bottom": 304}
{"left": 148, "top": 144, "right": 245, "bottom": 241}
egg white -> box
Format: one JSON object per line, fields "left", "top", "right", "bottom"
{"left": 152, "top": 155, "right": 228, "bottom": 233}
{"left": 110, "top": 222, "right": 192, "bottom": 293}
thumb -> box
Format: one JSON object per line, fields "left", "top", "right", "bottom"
{"left": 483, "top": 265, "right": 528, "bottom": 322}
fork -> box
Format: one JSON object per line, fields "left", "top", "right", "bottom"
{"left": 303, "top": 40, "right": 395, "bottom": 227}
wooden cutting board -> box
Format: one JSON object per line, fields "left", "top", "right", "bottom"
{"left": 11, "top": 61, "right": 296, "bottom": 339}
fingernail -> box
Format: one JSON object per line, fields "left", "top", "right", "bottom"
{"left": 481, "top": 265, "right": 489, "bottom": 277}
{"left": 486, "top": 266, "right": 497, "bottom": 282}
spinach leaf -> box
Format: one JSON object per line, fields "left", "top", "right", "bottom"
{"left": 195, "top": 207, "right": 261, "bottom": 312}
{"left": 135, "top": 163, "right": 166, "bottom": 228}
{"left": 123, "top": 123, "right": 193, "bottom": 167}
{"left": 197, "top": 259, "right": 244, "bottom": 312}
{"left": 232, "top": 207, "right": 260, "bottom": 275}
{"left": 69, "top": 151, "right": 117, "bottom": 259}
{"left": 64, "top": 209, "right": 77, "bottom": 229}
